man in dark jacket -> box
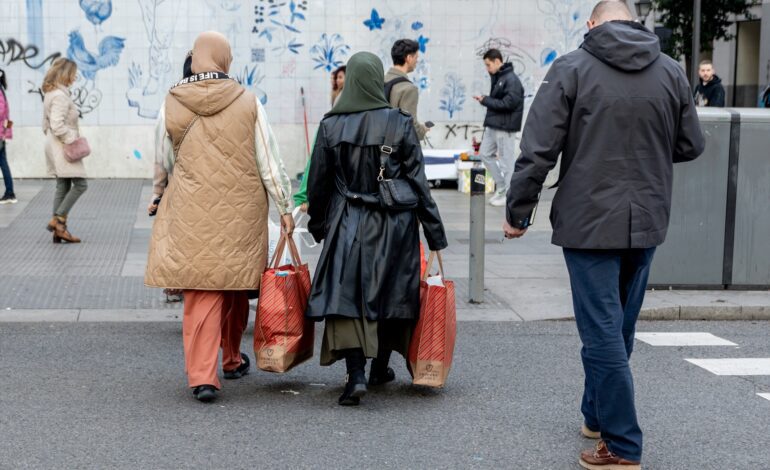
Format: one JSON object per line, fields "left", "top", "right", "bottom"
{"left": 474, "top": 49, "right": 524, "bottom": 206}
{"left": 503, "top": 2, "right": 705, "bottom": 468}
{"left": 693, "top": 60, "right": 725, "bottom": 107}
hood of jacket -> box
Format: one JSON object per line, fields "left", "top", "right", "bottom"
{"left": 492, "top": 62, "right": 514, "bottom": 78}
{"left": 581, "top": 20, "right": 660, "bottom": 72}
{"left": 700, "top": 75, "right": 723, "bottom": 89}
{"left": 169, "top": 78, "right": 244, "bottom": 116}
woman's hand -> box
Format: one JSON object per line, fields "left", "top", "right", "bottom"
{"left": 281, "top": 213, "right": 295, "bottom": 236}
{"left": 299, "top": 203, "right": 308, "bottom": 213}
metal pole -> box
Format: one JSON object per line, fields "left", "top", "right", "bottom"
{"left": 691, "top": 0, "right": 702, "bottom": 87}
{"left": 469, "top": 166, "right": 486, "bottom": 303}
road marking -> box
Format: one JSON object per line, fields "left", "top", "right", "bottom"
{"left": 636, "top": 332, "right": 737, "bottom": 346}
{"left": 758, "top": 393, "right": 770, "bottom": 402}
{"left": 685, "top": 358, "right": 770, "bottom": 375}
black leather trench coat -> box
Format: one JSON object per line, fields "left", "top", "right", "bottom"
{"left": 306, "top": 108, "right": 447, "bottom": 322}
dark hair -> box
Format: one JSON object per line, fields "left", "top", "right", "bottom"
{"left": 483, "top": 49, "right": 503, "bottom": 62}
{"left": 334, "top": 65, "right": 346, "bottom": 76}
{"left": 183, "top": 53, "right": 193, "bottom": 79}
{"left": 391, "top": 39, "right": 420, "bottom": 66}
{"left": 699, "top": 60, "right": 713, "bottom": 67}
{"left": 0, "top": 68, "right": 6, "bottom": 90}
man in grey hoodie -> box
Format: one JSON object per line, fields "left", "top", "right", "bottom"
{"left": 504, "top": 2, "right": 705, "bottom": 468}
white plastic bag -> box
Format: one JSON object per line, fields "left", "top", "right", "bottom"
{"left": 267, "top": 208, "right": 314, "bottom": 267}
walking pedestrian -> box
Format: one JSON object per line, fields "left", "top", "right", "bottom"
{"left": 42, "top": 58, "right": 88, "bottom": 243}
{"left": 0, "top": 68, "right": 16, "bottom": 205}
{"left": 144, "top": 31, "right": 294, "bottom": 403}
{"left": 474, "top": 48, "right": 524, "bottom": 207}
{"left": 305, "top": 51, "right": 447, "bottom": 407}
{"left": 385, "top": 39, "right": 429, "bottom": 140}
{"left": 503, "top": 2, "right": 705, "bottom": 468}
{"left": 295, "top": 64, "right": 347, "bottom": 213}
{"left": 693, "top": 60, "right": 725, "bottom": 107}
{"left": 330, "top": 65, "right": 346, "bottom": 107}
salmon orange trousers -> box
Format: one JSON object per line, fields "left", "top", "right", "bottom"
{"left": 182, "top": 290, "right": 249, "bottom": 389}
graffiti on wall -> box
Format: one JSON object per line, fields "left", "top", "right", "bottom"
{"left": 0, "top": 38, "right": 60, "bottom": 70}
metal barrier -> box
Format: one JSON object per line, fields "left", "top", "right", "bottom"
{"left": 649, "top": 108, "right": 770, "bottom": 289}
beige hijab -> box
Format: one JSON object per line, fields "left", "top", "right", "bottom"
{"left": 191, "top": 31, "right": 233, "bottom": 75}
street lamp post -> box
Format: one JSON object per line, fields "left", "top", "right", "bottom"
{"left": 691, "top": 0, "right": 702, "bottom": 87}
{"left": 634, "top": 0, "right": 653, "bottom": 24}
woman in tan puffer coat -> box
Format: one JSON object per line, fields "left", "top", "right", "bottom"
{"left": 145, "top": 31, "right": 294, "bottom": 403}
{"left": 42, "top": 58, "right": 87, "bottom": 243}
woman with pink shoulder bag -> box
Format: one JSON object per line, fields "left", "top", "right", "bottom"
{"left": 42, "top": 58, "right": 90, "bottom": 244}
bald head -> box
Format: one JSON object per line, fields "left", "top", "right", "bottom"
{"left": 589, "top": 1, "right": 633, "bottom": 27}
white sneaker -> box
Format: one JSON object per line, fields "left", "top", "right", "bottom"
{"left": 489, "top": 189, "right": 507, "bottom": 207}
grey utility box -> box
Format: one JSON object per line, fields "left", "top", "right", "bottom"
{"left": 731, "top": 110, "right": 770, "bottom": 286}
{"left": 649, "top": 108, "right": 770, "bottom": 289}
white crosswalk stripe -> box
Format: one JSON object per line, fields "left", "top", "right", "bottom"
{"left": 635, "top": 332, "right": 737, "bottom": 346}
{"left": 685, "top": 358, "right": 770, "bottom": 375}
{"left": 757, "top": 393, "right": 770, "bottom": 402}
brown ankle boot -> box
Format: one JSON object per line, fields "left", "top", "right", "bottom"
{"left": 46, "top": 216, "right": 59, "bottom": 232}
{"left": 53, "top": 218, "right": 81, "bottom": 244}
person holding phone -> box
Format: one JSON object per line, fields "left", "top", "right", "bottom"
{"left": 384, "top": 39, "right": 429, "bottom": 140}
{"left": 0, "top": 68, "right": 16, "bottom": 204}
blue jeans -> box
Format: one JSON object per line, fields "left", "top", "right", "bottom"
{"left": 0, "top": 140, "right": 13, "bottom": 197}
{"left": 563, "top": 247, "right": 656, "bottom": 462}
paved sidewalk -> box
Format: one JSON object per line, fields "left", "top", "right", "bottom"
{"left": 1, "top": 179, "right": 768, "bottom": 321}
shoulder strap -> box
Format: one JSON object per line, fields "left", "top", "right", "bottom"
{"left": 384, "top": 76, "right": 412, "bottom": 101}
{"left": 173, "top": 115, "right": 200, "bottom": 157}
{"left": 377, "top": 109, "right": 400, "bottom": 181}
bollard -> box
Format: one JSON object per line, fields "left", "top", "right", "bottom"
{"left": 469, "top": 166, "right": 486, "bottom": 303}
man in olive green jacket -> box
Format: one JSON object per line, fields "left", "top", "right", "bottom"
{"left": 385, "top": 39, "right": 428, "bottom": 140}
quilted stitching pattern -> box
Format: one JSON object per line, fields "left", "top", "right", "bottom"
{"left": 145, "top": 85, "right": 269, "bottom": 290}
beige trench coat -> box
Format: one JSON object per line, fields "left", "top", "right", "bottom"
{"left": 43, "top": 87, "right": 87, "bottom": 179}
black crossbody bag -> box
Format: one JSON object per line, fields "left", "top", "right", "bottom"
{"left": 377, "top": 110, "right": 419, "bottom": 211}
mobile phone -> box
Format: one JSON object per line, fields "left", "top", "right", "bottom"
{"left": 425, "top": 121, "right": 435, "bottom": 128}
{"left": 149, "top": 197, "right": 161, "bottom": 217}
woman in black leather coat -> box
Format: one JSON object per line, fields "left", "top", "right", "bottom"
{"left": 306, "top": 51, "right": 447, "bottom": 406}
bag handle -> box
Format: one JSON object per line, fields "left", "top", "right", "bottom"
{"left": 377, "top": 109, "right": 400, "bottom": 182}
{"left": 421, "top": 250, "right": 445, "bottom": 281}
{"left": 269, "top": 232, "right": 303, "bottom": 269}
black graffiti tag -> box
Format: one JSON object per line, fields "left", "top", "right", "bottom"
{"left": 0, "top": 38, "right": 61, "bottom": 70}
{"left": 444, "top": 123, "right": 484, "bottom": 140}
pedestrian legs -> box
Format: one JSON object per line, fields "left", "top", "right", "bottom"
{"left": 183, "top": 290, "right": 249, "bottom": 389}
{"left": 563, "top": 248, "right": 654, "bottom": 462}
{"left": 220, "top": 291, "right": 249, "bottom": 372}
{"left": 495, "top": 131, "right": 517, "bottom": 193}
{"left": 0, "top": 141, "right": 14, "bottom": 198}
{"left": 479, "top": 128, "right": 504, "bottom": 189}
{"left": 54, "top": 177, "right": 88, "bottom": 217}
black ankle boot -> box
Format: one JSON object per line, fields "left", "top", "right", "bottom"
{"left": 339, "top": 349, "right": 367, "bottom": 406}
{"left": 369, "top": 350, "right": 396, "bottom": 386}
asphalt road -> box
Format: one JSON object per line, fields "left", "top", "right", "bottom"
{"left": 1, "top": 321, "right": 769, "bottom": 469}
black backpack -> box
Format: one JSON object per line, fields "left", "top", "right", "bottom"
{"left": 384, "top": 76, "right": 412, "bottom": 101}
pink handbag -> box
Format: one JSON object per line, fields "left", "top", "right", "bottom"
{"left": 63, "top": 137, "right": 91, "bottom": 163}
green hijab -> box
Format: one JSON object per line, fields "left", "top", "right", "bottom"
{"left": 326, "top": 51, "right": 391, "bottom": 116}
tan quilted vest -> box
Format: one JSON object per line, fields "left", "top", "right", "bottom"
{"left": 145, "top": 78, "right": 269, "bottom": 290}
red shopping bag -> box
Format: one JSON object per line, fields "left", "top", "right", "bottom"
{"left": 254, "top": 234, "right": 314, "bottom": 373}
{"left": 408, "top": 251, "right": 457, "bottom": 387}
{"left": 419, "top": 241, "right": 427, "bottom": 277}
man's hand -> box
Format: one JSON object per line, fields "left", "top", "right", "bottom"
{"left": 281, "top": 213, "right": 295, "bottom": 236}
{"left": 473, "top": 95, "right": 485, "bottom": 102}
{"left": 299, "top": 203, "right": 309, "bottom": 213}
{"left": 503, "top": 221, "right": 528, "bottom": 239}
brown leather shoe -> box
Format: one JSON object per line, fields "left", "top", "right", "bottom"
{"left": 579, "top": 440, "right": 641, "bottom": 470}
{"left": 53, "top": 218, "right": 81, "bottom": 244}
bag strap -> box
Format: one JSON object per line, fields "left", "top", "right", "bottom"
{"left": 422, "top": 250, "right": 445, "bottom": 281}
{"left": 173, "top": 114, "right": 200, "bottom": 157}
{"left": 384, "top": 76, "right": 412, "bottom": 101}
{"left": 269, "top": 232, "right": 303, "bottom": 269}
{"left": 377, "top": 109, "right": 400, "bottom": 182}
